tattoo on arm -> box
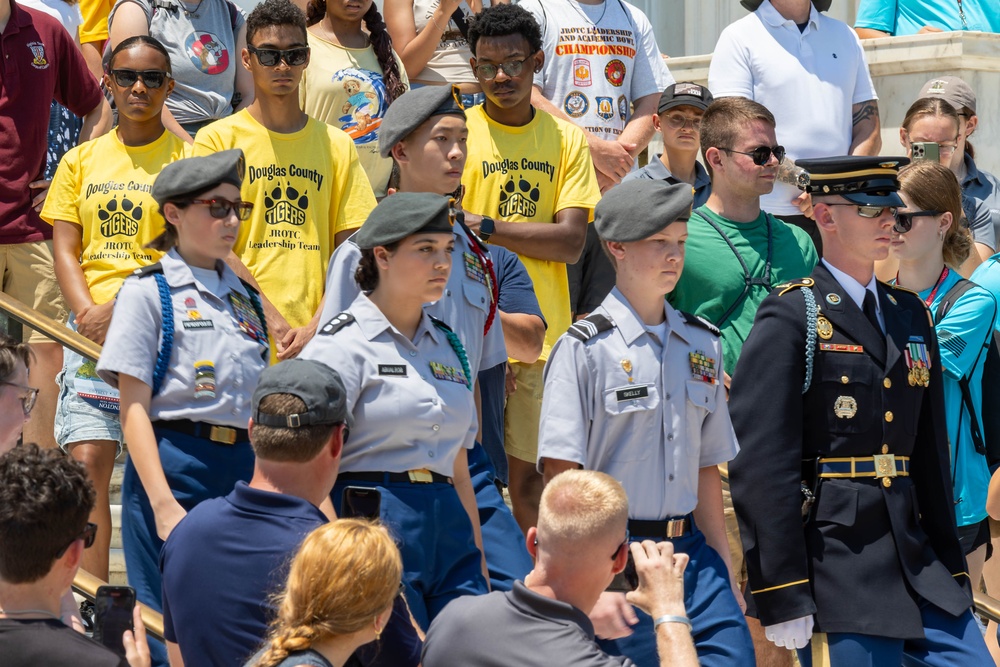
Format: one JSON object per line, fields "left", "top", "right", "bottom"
{"left": 852, "top": 101, "right": 879, "bottom": 127}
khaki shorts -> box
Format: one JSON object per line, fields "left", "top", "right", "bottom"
{"left": 504, "top": 359, "right": 546, "bottom": 464}
{"left": 720, "top": 462, "right": 748, "bottom": 589}
{"left": 0, "top": 241, "right": 69, "bottom": 343}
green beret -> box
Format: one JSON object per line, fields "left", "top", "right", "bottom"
{"left": 797, "top": 155, "right": 909, "bottom": 207}
{"left": 354, "top": 193, "right": 454, "bottom": 249}
{"left": 379, "top": 85, "right": 465, "bottom": 158}
{"left": 152, "top": 149, "right": 245, "bottom": 206}
{"left": 594, "top": 180, "right": 693, "bottom": 242}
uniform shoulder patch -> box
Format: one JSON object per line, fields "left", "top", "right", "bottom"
{"left": 429, "top": 316, "right": 454, "bottom": 333}
{"left": 776, "top": 277, "right": 814, "bottom": 296}
{"left": 133, "top": 262, "right": 163, "bottom": 278}
{"left": 319, "top": 312, "right": 355, "bottom": 336}
{"left": 680, "top": 311, "right": 721, "bottom": 336}
{"left": 566, "top": 314, "right": 615, "bottom": 342}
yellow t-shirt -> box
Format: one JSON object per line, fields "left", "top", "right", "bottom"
{"left": 300, "top": 31, "right": 409, "bottom": 198}
{"left": 40, "top": 129, "right": 187, "bottom": 304}
{"left": 193, "top": 109, "right": 376, "bottom": 330}
{"left": 462, "top": 105, "right": 600, "bottom": 359}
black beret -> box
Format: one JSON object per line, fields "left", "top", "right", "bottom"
{"left": 354, "top": 193, "right": 455, "bottom": 249}
{"left": 797, "top": 155, "right": 909, "bottom": 207}
{"left": 594, "top": 180, "right": 693, "bottom": 242}
{"left": 152, "top": 149, "right": 245, "bottom": 206}
{"left": 378, "top": 85, "right": 465, "bottom": 158}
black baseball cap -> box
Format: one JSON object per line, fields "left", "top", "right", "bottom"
{"left": 252, "top": 359, "right": 352, "bottom": 428}
{"left": 658, "top": 82, "right": 713, "bottom": 114}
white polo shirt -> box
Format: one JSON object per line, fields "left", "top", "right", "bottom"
{"left": 708, "top": 0, "right": 878, "bottom": 217}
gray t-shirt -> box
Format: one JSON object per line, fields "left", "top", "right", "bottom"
{"left": 108, "top": 0, "right": 244, "bottom": 125}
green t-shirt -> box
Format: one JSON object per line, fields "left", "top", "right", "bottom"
{"left": 668, "top": 205, "right": 818, "bottom": 376}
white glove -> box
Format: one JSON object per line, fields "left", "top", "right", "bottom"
{"left": 764, "top": 615, "right": 814, "bottom": 649}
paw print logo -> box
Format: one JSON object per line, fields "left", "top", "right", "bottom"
{"left": 99, "top": 196, "right": 142, "bottom": 238}
{"left": 264, "top": 184, "right": 308, "bottom": 226}
{"left": 498, "top": 177, "right": 540, "bottom": 219}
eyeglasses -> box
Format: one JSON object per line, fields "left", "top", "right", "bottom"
{"left": 611, "top": 529, "right": 630, "bottom": 560}
{"left": 893, "top": 210, "right": 942, "bottom": 234}
{"left": 0, "top": 381, "right": 38, "bottom": 415}
{"left": 55, "top": 522, "right": 97, "bottom": 559}
{"left": 473, "top": 56, "right": 532, "bottom": 81}
{"left": 823, "top": 203, "right": 898, "bottom": 219}
{"left": 248, "top": 45, "right": 310, "bottom": 67}
{"left": 663, "top": 114, "right": 702, "bottom": 130}
{"left": 188, "top": 198, "right": 254, "bottom": 220}
{"left": 110, "top": 69, "right": 171, "bottom": 89}
{"left": 721, "top": 145, "right": 785, "bottom": 166}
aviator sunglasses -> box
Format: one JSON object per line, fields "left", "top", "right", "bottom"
{"left": 248, "top": 45, "right": 310, "bottom": 67}
{"left": 721, "top": 145, "right": 785, "bottom": 166}
{"left": 111, "top": 69, "right": 171, "bottom": 89}
{"left": 893, "top": 210, "right": 942, "bottom": 234}
{"left": 187, "top": 198, "right": 254, "bottom": 221}
{"left": 824, "top": 203, "right": 899, "bottom": 219}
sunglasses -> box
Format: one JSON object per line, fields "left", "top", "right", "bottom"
{"left": 111, "top": 69, "right": 171, "bottom": 89}
{"left": 188, "top": 198, "right": 254, "bottom": 220}
{"left": 248, "top": 45, "right": 310, "bottom": 67}
{"left": 722, "top": 145, "right": 785, "bottom": 166}
{"left": 663, "top": 114, "right": 702, "bottom": 130}
{"left": 1, "top": 380, "right": 38, "bottom": 415}
{"left": 825, "top": 203, "right": 899, "bottom": 219}
{"left": 893, "top": 210, "right": 942, "bottom": 234}
{"left": 612, "top": 529, "right": 630, "bottom": 560}
{"left": 55, "top": 522, "right": 97, "bottom": 559}
{"left": 473, "top": 56, "right": 532, "bottom": 81}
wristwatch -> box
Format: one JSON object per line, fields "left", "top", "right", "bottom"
{"left": 478, "top": 216, "right": 495, "bottom": 243}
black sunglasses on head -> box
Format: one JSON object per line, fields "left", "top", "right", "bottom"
{"left": 111, "top": 69, "right": 171, "bottom": 89}
{"left": 721, "top": 145, "right": 785, "bottom": 166}
{"left": 248, "top": 45, "right": 310, "bottom": 67}
{"left": 893, "top": 210, "right": 942, "bottom": 234}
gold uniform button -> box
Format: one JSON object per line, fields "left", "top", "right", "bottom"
{"left": 883, "top": 377, "right": 892, "bottom": 389}
{"left": 883, "top": 477, "right": 892, "bottom": 488}
{"left": 841, "top": 376, "right": 849, "bottom": 384}
{"left": 885, "top": 411, "right": 894, "bottom": 423}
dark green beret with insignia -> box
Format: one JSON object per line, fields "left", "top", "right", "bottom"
{"left": 797, "top": 155, "right": 909, "bottom": 208}
{"left": 152, "top": 149, "right": 245, "bottom": 206}
{"left": 594, "top": 180, "right": 693, "bottom": 242}
{"left": 379, "top": 84, "right": 465, "bottom": 158}
{"left": 354, "top": 193, "right": 455, "bottom": 249}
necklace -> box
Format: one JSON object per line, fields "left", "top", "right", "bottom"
{"left": 568, "top": 0, "right": 609, "bottom": 27}
{"left": 180, "top": 0, "right": 206, "bottom": 18}
{"left": 0, "top": 608, "right": 62, "bottom": 621}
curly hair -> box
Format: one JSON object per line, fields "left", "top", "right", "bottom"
{"left": 246, "top": 0, "right": 308, "bottom": 46}
{"left": 467, "top": 3, "right": 543, "bottom": 56}
{"left": 898, "top": 161, "right": 972, "bottom": 269}
{"left": 354, "top": 241, "right": 400, "bottom": 291}
{"left": 0, "top": 445, "right": 95, "bottom": 583}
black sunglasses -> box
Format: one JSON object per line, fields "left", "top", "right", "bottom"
{"left": 825, "top": 203, "right": 898, "bottom": 219}
{"left": 248, "top": 45, "right": 310, "bottom": 67}
{"left": 473, "top": 56, "right": 532, "bottom": 81}
{"left": 55, "top": 522, "right": 97, "bottom": 558}
{"left": 721, "top": 145, "right": 785, "bottom": 166}
{"left": 111, "top": 68, "right": 171, "bottom": 89}
{"left": 893, "top": 210, "right": 942, "bottom": 234}
{"left": 188, "top": 198, "right": 254, "bottom": 220}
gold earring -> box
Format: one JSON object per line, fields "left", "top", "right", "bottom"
{"left": 374, "top": 617, "right": 382, "bottom": 640}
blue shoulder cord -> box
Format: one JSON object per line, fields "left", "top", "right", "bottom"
{"left": 801, "top": 286, "right": 817, "bottom": 394}
{"left": 434, "top": 321, "right": 473, "bottom": 392}
{"left": 152, "top": 272, "right": 174, "bottom": 396}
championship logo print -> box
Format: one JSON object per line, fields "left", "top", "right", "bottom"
{"left": 264, "top": 184, "right": 309, "bottom": 226}
{"left": 573, "top": 57, "right": 592, "bottom": 87}
{"left": 595, "top": 97, "right": 614, "bottom": 121}
{"left": 617, "top": 95, "right": 628, "bottom": 122}
{"left": 333, "top": 68, "right": 388, "bottom": 144}
{"left": 27, "top": 41, "right": 49, "bottom": 69}
{"left": 186, "top": 32, "right": 229, "bottom": 74}
{"left": 563, "top": 91, "right": 589, "bottom": 118}
{"left": 98, "top": 196, "right": 142, "bottom": 238}
{"left": 605, "top": 59, "right": 625, "bottom": 87}
{"left": 498, "top": 177, "right": 541, "bottom": 218}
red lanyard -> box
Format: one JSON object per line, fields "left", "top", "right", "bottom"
{"left": 894, "top": 265, "right": 949, "bottom": 307}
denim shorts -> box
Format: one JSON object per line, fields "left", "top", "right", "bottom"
{"left": 55, "top": 322, "right": 123, "bottom": 449}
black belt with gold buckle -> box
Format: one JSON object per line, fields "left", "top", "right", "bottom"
{"left": 339, "top": 469, "right": 454, "bottom": 485}
{"left": 157, "top": 419, "right": 246, "bottom": 445}
{"left": 628, "top": 516, "right": 692, "bottom": 539}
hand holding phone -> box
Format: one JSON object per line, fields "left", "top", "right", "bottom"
{"left": 94, "top": 585, "right": 136, "bottom": 658}
{"left": 342, "top": 486, "right": 381, "bottom": 520}
{"left": 911, "top": 142, "right": 940, "bottom": 163}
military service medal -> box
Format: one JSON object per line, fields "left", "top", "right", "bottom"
{"left": 194, "top": 360, "right": 216, "bottom": 400}
{"left": 833, "top": 396, "right": 858, "bottom": 419}
{"left": 463, "top": 251, "right": 487, "bottom": 286}
{"left": 689, "top": 351, "right": 717, "bottom": 384}
{"left": 816, "top": 315, "right": 834, "bottom": 340}
{"left": 430, "top": 361, "right": 469, "bottom": 386}
{"left": 905, "top": 337, "right": 931, "bottom": 387}
{"left": 229, "top": 293, "right": 267, "bottom": 346}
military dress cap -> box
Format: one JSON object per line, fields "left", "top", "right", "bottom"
{"left": 918, "top": 75, "right": 976, "bottom": 114}
{"left": 658, "top": 82, "right": 714, "bottom": 114}
{"left": 252, "top": 359, "right": 352, "bottom": 428}
{"left": 740, "top": 0, "right": 831, "bottom": 11}
{"left": 152, "top": 149, "right": 245, "bottom": 206}
{"left": 378, "top": 84, "right": 466, "bottom": 158}
{"left": 797, "top": 155, "right": 909, "bottom": 207}
{"left": 594, "top": 180, "right": 693, "bottom": 242}
{"left": 354, "top": 192, "right": 454, "bottom": 249}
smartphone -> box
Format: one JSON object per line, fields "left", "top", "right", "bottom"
{"left": 94, "top": 585, "right": 135, "bottom": 657}
{"left": 342, "top": 486, "right": 381, "bottom": 520}
{"left": 607, "top": 552, "right": 639, "bottom": 593}
{"left": 911, "top": 142, "right": 940, "bottom": 163}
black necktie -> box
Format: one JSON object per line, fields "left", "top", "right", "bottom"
{"left": 863, "top": 290, "right": 882, "bottom": 335}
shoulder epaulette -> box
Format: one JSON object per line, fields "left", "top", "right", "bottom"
{"left": 318, "top": 312, "right": 355, "bottom": 336}
{"left": 566, "top": 314, "right": 615, "bottom": 342}
{"left": 885, "top": 282, "right": 920, "bottom": 298}
{"left": 680, "top": 311, "right": 721, "bottom": 337}
{"left": 776, "top": 277, "right": 814, "bottom": 296}
{"left": 133, "top": 262, "right": 164, "bottom": 277}
{"left": 429, "top": 316, "right": 454, "bottom": 333}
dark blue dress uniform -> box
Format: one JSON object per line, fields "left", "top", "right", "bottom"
{"left": 729, "top": 262, "right": 989, "bottom": 664}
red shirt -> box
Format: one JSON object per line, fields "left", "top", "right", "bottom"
{"left": 0, "top": 0, "right": 102, "bottom": 244}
